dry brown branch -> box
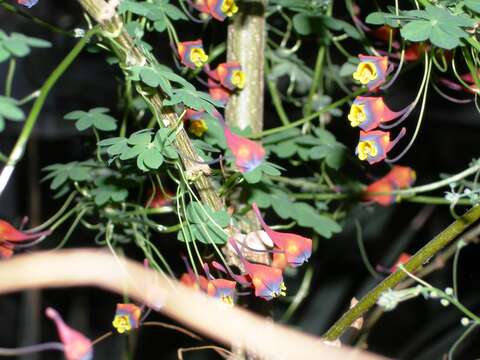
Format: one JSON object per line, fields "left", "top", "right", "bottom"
{"left": 0, "top": 249, "right": 385, "bottom": 360}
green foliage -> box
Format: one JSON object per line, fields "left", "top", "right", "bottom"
{"left": 119, "top": 0, "right": 187, "bottom": 32}
{"left": 292, "top": 14, "right": 361, "bottom": 41}
{"left": 248, "top": 183, "right": 341, "bottom": 238}
{"left": 91, "top": 177, "right": 129, "bottom": 206}
{"left": 178, "top": 201, "right": 231, "bottom": 244}
{"left": 98, "top": 128, "right": 178, "bottom": 171}
{"left": 0, "top": 30, "right": 51, "bottom": 62}
{"left": 64, "top": 108, "right": 117, "bottom": 132}
{"left": 42, "top": 161, "right": 96, "bottom": 190}
{"left": 465, "top": 0, "right": 480, "bottom": 12}
{"left": 366, "top": 5, "right": 476, "bottom": 49}
{"left": 264, "top": 127, "right": 346, "bottom": 170}
{"left": 0, "top": 96, "right": 25, "bottom": 132}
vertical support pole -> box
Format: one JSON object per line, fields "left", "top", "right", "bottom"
{"left": 225, "top": 0, "right": 267, "bottom": 133}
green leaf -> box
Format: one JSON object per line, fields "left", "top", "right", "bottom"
{"left": 465, "top": 0, "right": 480, "bottom": 12}
{"left": 243, "top": 166, "right": 263, "bottom": 184}
{"left": 64, "top": 108, "right": 117, "bottom": 132}
{"left": 0, "top": 96, "right": 25, "bottom": 122}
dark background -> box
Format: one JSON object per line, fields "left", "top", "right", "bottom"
{"left": 1, "top": 1, "right": 480, "bottom": 359}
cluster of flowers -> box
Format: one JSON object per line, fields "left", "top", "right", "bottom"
{"left": 180, "top": 203, "right": 312, "bottom": 302}
{"left": 350, "top": 55, "right": 411, "bottom": 165}
{"left": 175, "top": 2, "right": 268, "bottom": 174}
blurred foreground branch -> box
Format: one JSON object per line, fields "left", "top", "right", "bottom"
{"left": 0, "top": 249, "right": 383, "bottom": 360}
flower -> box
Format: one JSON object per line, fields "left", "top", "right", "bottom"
{"left": 207, "top": 0, "right": 238, "bottom": 21}
{"left": 146, "top": 188, "right": 173, "bottom": 208}
{"left": 363, "top": 177, "right": 396, "bottom": 206}
{"left": 177, "top": 40, "right": 208, "bottom": 69}
{"left": 45, "top": 307, "right": 93, "bottom": 360}
{"left": 271, "top": 252, "right": 288, "bottom": 270}
{"left": 356, "top": 128, "right": 405, "bottom": 164}
{"left": 184, "top": 109, "right": 209, "bottom": 137}
{"left": 370, "top": 25, "right": 396, "bottom": 43}
{"left": 224, "top": 126, "right": 265, "bottom": 173}
{"left": 363, "top": 165, "right": 416, "bottom": 205}
{"left": 0, "top": 220, "right": 51, "bottom": 242}
{"left": 386, "top": 165, "right": 416, "bottom": 188}
{"left": 112, "top": 304, "right": 142, "bottom": 334}
{"left": 0, "top": 220, "right": 51, "bottom": 258}
{"left": 17, "top": 0, "right": 38, "bottom": 8}
{"left": 348, "top": 96, "right": 410, "bottom": 131}
{"left": 252, "top": 203, "right": 312, "bottom": 267}
{"left": 208, "top": 78, "right": 231, "bottom": 105}
{"left": 203, "top": 264, "right": 236, "bottom": 305}
{"left": 229, "top": 239, "right": 286, "bottom": 301}
{"left": 353, "top": 55, "right": 389, "bottom": 90}
{"left": 390, "top": 253, "right": 411, "bottom": 272}
{"left": 211, "top": 62, "right": 245, "bottom": 91}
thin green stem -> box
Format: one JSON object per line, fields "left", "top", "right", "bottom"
{"left": 355, "top": 220, "right": 382, "bottom": 279}
{"left": 27, "top": 192, "right": 77, "bottom": 232}
{"left": 447, "top": 324, "right": 478, "bottom": 360}
{"left": 452, "top": 240, "right": 466, "bottom": 299}
{"left": 322, "top": 205, "right": 480, "bottom": 341}
{"left": 53, "top": 208, "right": 87, "bottom": 250}
{"left": 281, "top": 267, "right": 314, "bottom": 322}
{"left": 249, "top": 88, "right": 366, "bottom": 139}
{"left": 265, "top": 61, "right": 290, "bottom": 125}
{"left": 304, "top": 46, "right": 325, "bottom": 116}
{"left": 0, "top": 28, "right": 99, "bottom": 197}
{"left": 4, "top": 59, "right": 15, "bottom": 97}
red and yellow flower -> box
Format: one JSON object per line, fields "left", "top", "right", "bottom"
{"left": 353, "top": 55, "right": 389, "bottom": 90}
{"left": 252, "top": 203, "right": 312, "bottom": 267}
{"left": 112, "top": 304, "right": 142, "bottom": 334}
{"left": 224, "top": 126, "right": 266, "bottom": 173}
{"left": 348, "top": 96, "right": 411, "bottom": 131}
{"left": 177, "top": 40, "right": 208, "bottom": 69}
{"left": 356, "top": 129, "right": 405, "bottom": 165}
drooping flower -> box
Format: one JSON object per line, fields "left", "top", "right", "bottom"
{"left": 370, "top": 25, "right": 396, "bottom": 43}
{"left": 0, "top": 220, "right": 51, "bottom": 258}
{"left": 203, "top": 264, "right": 236, "bottom": 305}
{"left": 229, "top": 239, "right": 286, "bottom": 301}
{"left": 17, "top": 0, "right": 38, "bottom": 8}
{"left": 363, "top": 177, "right": 396, "bottom": 206}
{"left": 224, "top": 126, "right": 265, "bottom": 173}
{"left": 356, "top": 128, "right": 406, "bottom": 165}
{"left": 363, "top": 165, "right": 416, "bottom": 206}
{"left": 0, "top": 220, "right": 50, "bottom": 242}
{"left": 180, "top": 257, "right": 209, "bottom": 291}
{"left": 45, "top": 307, "right": 93, "bottom": 360}
{"left": 184, "top": 109, "right": 209, "bottom": 137}
{"left": 177, "top": 40, "right": 208, "bottom": 69}
{"left": 348, "top": 96, "right": 411, "bottom": 131}
{"left": 386, "top": 165, "right": 416, "bottom": 188}
{"left": 210, "top": 62, "right": 245, "bottom": 91}
{"left": 189, "top": 0, "right": 210, "bottom": 14}
{"left": 207, "top": 0, "right": 238, "bottom": 21}
{"left": 146, "top": 188, "right": 173, "bottom": 208}
{"left": 112, "top": 304, "right": 142, "bottom": 334}
{"left": 208, "top": 78, "right": 231, "bottom": 105}
{"left": 353, "top": 55, "right": 389, "bottom": 90}
{"left": 252, "top": 203, "right": 312, "bottom": 267}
